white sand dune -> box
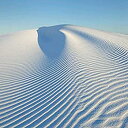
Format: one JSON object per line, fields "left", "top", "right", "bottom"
{"left": 0, "top": 25, "right": 128, "bottom": 128}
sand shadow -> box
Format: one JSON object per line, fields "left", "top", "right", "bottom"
{"left": 37, "top": 25, "right": 66, "bottom": 59}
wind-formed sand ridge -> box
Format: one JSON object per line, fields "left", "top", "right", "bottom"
{"left": 0, "top": 25, "right": 128, "bottom": 128}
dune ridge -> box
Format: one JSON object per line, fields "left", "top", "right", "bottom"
{"left": 0, "top": 25, "right": 128, "bottom": 128}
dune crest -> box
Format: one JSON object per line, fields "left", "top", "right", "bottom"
{"left": 37, "top": 25, "right": 66, "bottom": 58}
{"left": 0, "top": 25, "right": 128, "bottom": 128}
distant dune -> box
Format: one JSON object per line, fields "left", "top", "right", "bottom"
{"left": 0, "top": 25, "right": 128, "bottom": 128}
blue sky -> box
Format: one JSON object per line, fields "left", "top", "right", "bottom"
{"left": 0, "top": 0, "right": 128, "bottom": 34}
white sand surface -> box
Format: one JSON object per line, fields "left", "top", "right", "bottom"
{"left": 0, "top": 25, "right": 128, "bottom": 128}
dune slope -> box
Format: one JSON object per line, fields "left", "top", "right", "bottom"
{"left": 0, "top": 25, "right": 128, "bottom": 128}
